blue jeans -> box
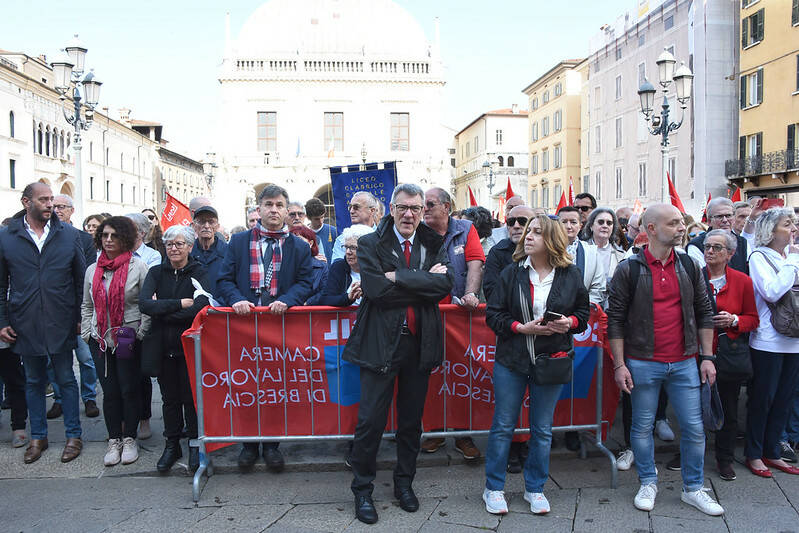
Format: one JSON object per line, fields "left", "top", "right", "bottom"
{"left": 49, "top": 336, "right": 97, "bottom": 404}
{"left": 485, "top": 361, "right": 562, "bottom": 493}
{"left": 23, "top": 352, "right": 81, "bottom": 440}
{"left": 627, "top": 357, "right": 705, "bottom": 491}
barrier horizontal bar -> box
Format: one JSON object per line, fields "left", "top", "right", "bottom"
{"left": 205, "top": 303, "right": 479, "bottom": 315}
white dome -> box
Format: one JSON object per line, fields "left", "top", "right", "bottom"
{"left": 234, "top": 0, "right": 431, "bottom": 59}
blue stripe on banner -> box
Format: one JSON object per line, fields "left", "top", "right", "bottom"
{"left": 330, "top": 161, "right": 397, "bottom": 232}
{"left": 558, "top": 345, "right": 598, "bottom": 401}
{"left": 324, "top": 346, "right": 361, "bottom": 406}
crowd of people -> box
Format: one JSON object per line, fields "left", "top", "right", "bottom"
{"left": 1, "top": 180, "right": 798, "bottom": 526}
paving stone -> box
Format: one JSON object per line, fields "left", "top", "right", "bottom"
{"left": 342, "top": 498, "right": 438, "bottom": 533}
{"left": 497, "top": 511, "right": 573, "bottom": 533}
{"left": 428, "top": 493, "right": 500, "bottom": 529}
{"left": 192, "top": 504, "right": 292, "bottom": 532}
{"left": 651, "top": 514, "right": 729, "bottom": 532}
{"left": 200, "top": 472, "right": 300, "bottom": 506}
{"left": 110, "top": 507, "right": 216, "bottom": 532}
{"left": 269, "top": 502, "right": 355, "bottom": 532}
{"left": 574, "top": 486, "right": 651, "bottom": 532}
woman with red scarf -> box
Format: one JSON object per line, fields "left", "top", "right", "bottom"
{"left": 81, "top": 216, "right": 150, "bottom": 467}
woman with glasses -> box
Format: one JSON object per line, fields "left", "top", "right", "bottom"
{"left": 684, "top": 222, "right": 708, "bottom": 248}
{"left": 320, "top": 225, "right": 375, "bottom": 307}
{"left": 483, "top": 214, "right": 589, "bottom": 515}
{"left": 81, "top": 217, "right": 150, "bottom": 467}
{"left": 583, "top": 208, "right": 626, "bottom": 305}
{"left": 745, "top": 208, "right": 799, "bottom": 477}
{"left": 139, "top": 225, "right": 209, "bottom": 473}
{"left": 142, "top": 208, "right": 166, "bottom": 258}
{"left": 700, "top": 230, "right": 759, "bottom": 481}
{"left": 289, "top": 225, "right": 328, "bottom": 305}
{"left": 83, "top": 214, "right": 106, "bottom": 237}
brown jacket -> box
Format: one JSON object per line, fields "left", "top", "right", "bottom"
{"left": 606, "top": 248, "right": 713, "bottom": 358}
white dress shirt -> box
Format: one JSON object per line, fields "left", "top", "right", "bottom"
{"left": 23, "top": 217, "right": 50, "bottom": 252}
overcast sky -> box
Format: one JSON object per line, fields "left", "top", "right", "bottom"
{"left": 4, "top": 0, "right": 633, "bottom": 159}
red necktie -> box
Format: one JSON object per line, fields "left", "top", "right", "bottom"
{"left": 404, "top": 240, "right": 417, "bottom": 335}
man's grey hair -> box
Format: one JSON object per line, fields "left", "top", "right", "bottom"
{"left": 754, "top": 207, "right": 796, "bottom": 248}
{"left": 352, "top": 190, "right": 379, "bottom": 209}
{"left": 428, "top": 187, "right": 452, "bottom": 213}
{"left": 125, "top": 212, "right": 151, "bottom": 238}
{"left": 706, "top": 197, "right": 734, "bottom": 219}
{"left": 390, "top": 183, "right": 423, "bottom": 203}
{"left": 287, "top": 201, "right": 305, "bottom": 212}
{"left": 189, "top": 196, "right": 211, "bottom": 212}
{"left": 54, "top": 194, "right": 73, "bottom": 207}
{"left": 341, "top": 223, "right": 375, "bottom": 243}
{"left": 733, "top": 201, "right": 750, "bottom": 211}
{"left": 163, "top": 224, "right": 196, "bottom": 244}
{"left": 246, "top": 207, "right": 258, "bottom": 216}
{"left": 705, "top": 229, "right": 737, "bottom": 252}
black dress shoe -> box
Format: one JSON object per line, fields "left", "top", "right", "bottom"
{"left": 157, "top": 439, "right": 182, "bottom": 473}
{"left": 188, "top": 446, "right": 200, "bottom": 472}
{"left": 264, "top": 446, "right": 285, "bottom": 472}
{"left": 355, "top": 494, "right": 378, "bottom": 524}
{"left": 507, "top": 442, "right": 522, "bottom": 474}
{"left": 394, "top": 486, "right": 419, "bottom": 512}
{"left": 564, "top": 431, "right": 581, "bottom": 451}
{"left": 238, "top": 443, "right": 259, "bottom": 470}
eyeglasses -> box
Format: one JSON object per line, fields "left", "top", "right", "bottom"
{"left": 344, "top": 245, "right": 358, "bottom": 252}
{"left": 194, "top": 219, "right": 217, "bottom": 227}
{"left": 575, "top": 206, "right": 592, "bottom": 212}
{"left": 710, "top": 213, "right": 734, "bottom": 221}
{"left": 703, "top": 243, "right": 728, "bottom": 252}
{"left": 101, "top": 232, "right": 119, "bottom": 240}
{"left": 53, "top": 204, "right": 72, "bottom": 210}
{"left": 348, "top": 203, "right": 366, "bottom": 211}
{"left": 506, "top": 216, "right": 528, "bottom": 228}
{"left": 394, "top": 204, "right": 423, "bottom": 215}
{"left": 165, "top": 241, "right": 188, "bottom": 249}
{"left": 146, "top": 214, "right": 156, "bottom": 221}
{"left": 425, "top": 201, "right": 441, "bottom": 209}
{"left": 288, "top": 211, "right": 304, "bottom": 218}
{"left": 594, "top": 219, "right": 614, "bottom": 226}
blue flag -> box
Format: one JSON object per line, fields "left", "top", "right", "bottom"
{"left": 329, "top": 162, "right": 397, "bottom": 232}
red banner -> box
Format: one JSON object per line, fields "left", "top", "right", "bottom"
{"left": 160, "top": 192, "right": 192, "bottom": 230}
{"left": 182, "top": 305, "right": 618, "bottom": 452}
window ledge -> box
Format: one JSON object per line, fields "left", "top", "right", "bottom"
{"left": 743, "top": 40, "right": 762, "bottom": 51}
{"left": 792, "top": 90, "right": 799, "bottom": 96}
{"left": 742, "top": 103, "right": 762, "bottom": 111}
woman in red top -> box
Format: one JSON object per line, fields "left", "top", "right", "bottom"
{"left": 702, "top": 229, "right": 759, "bottom": 481}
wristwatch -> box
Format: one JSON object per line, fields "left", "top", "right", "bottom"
{"left": 699, "top": 354, "right": 717, "bottom": 362}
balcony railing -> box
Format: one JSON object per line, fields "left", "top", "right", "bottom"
{"left": 726, "top": 149, "right": 797, "bottom": 178}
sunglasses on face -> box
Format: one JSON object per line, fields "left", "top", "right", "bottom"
{"left": 703, "top": 243, "right": 728, "bottom": 252}
{"left": 575, "top": 206, "right": 592, "bottom": 212}
{"left": 595, "top": 219, "right": 614, "bottom": 226}
{"left": 146, "top": 214, "right": 156, "bottom": 221}
{"left": 506, "top": 216, "right": 528, "bottom": 228}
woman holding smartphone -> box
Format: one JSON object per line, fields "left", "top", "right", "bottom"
{"left": 483, "top": 214, "right": 590, "bottom": 515}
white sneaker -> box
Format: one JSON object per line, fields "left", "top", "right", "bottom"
{"left": 482, "top": 489, "right": 508, "bottom": 514}
{"left": 681, "top": 488, "right": 724, "bottom": 516}
{"left": 104, "top": 438, "right": 122, "bottom": 466}
{"left": 634, "top": 483, "right": 657, "bottom": 511}
{"left": 655, "top": 419, "right": 675, "bottom": 441}
{"left": 617, "top": 449, "right": 634, "bottom": 471}
{"left": 121, "top": 437, "right": 139, "bottom": 465}
{"left": 524, "top": 491, "right": 550, "bottom": 514}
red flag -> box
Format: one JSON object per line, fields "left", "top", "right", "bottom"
{"left": 468, "top": 186, "right": 478, "bottom": 207}
{"left": 701, "top": 192, "right": 712, "bottom": 223}
{"left": 568, "top": 177, "right": 575, "bottom": 206}
{"left": 667, "top": 172, "right": 685, "bottom": 213}
{"left": 555, "top": 191, "right": 567, "bottom": 213}
{"left": 730, "top": 187, "right": 742, "bottom": 202}
{"left": 632, "top": 199, "right": 644, "bottom": 215}
{"left": 160, "top": 192, "right": 192, "bottom": 230}
{"left": 505, "top": 177, "right": 514, "bottom": 199}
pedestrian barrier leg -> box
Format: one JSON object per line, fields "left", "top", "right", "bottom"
{"left": 191, "top": 333, "right": 212, "bottom": 503}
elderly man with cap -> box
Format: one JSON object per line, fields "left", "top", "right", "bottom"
{"left": 190, "top": 205, "right": 228, "bottom": 295}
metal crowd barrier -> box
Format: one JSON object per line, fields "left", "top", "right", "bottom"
{"left": 187, "top": 305, "right": 618, "bottom": 502}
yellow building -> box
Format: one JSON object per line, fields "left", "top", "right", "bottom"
{"left": 726, "top": 0, "right": 799, "bottom": 202}
{"left": 522, "top": 59, "right": 585, "bottom": 211}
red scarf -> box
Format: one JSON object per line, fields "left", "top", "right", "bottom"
{"left": 93, "top": 250, "right": 132, "bottom": 345}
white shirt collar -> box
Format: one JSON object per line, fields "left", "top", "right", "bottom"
{"left": 393, "top": 225, "right": 416, "bottom": 246}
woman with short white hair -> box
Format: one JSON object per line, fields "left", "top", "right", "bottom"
{"left": 745, "top": 207, "right": 799, "bottom": 477}
{"left": 320, "top": 224, "right": 375, "bottom": 306}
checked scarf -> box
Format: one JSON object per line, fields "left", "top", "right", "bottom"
{"left": 250, "top": 223, "right": 288, "bottom": 297}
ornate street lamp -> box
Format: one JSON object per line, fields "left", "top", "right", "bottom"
{"left": 52, "top": 35, "right": 102, "bottom": 218}
{"left": 638, "top": 48, "right": 692, "bottom": 203}
{"left": 482, "top": 160, "right": 496, "bottom": 210}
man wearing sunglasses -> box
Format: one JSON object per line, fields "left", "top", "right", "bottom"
{"left": 574, "top": 193, "right": 596, "bottom": 224}
{"left": 685, "top": 197, "right": 749, "bottom": 274}
{"left": 331, "top": 191, "right": 380, "bottom": 262}
{"left": 485, "top": 195, "right": 525, "bottom": 250}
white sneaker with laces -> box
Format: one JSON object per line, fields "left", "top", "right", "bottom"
{"left": 524, "top": 491, "right": 550, "bottom": 514}
{"left": 482, "top": 489, "right": 508, "bottom": 514}
{"left": 655, "top": 419, "right": 675, "bottom": 441}
{"left": 634, "top": 483, "right": 657, "bottom": 511}
{"left": 681, "top": 488, "right": 724, "bottom": 516}
{"left": 121, "top": 437, "right": 139, "bottom": 465}
{"left": 617, "top": 449, "right": 634, "bottom": 471}
{"left": 104, "top": 438, "right": 122, "bottom": 466}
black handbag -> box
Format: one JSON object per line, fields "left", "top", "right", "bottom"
{"left": 703, "top": 270, "right": 753, "bottom": 382}
{"left": 701, "top": 380, "right": 725, "bottom": 431}
{"left": 140, "top": 331, "right": 162, "bottom": 377}
{"left": 533, "top": 349, "right": 574, "bottom": 386}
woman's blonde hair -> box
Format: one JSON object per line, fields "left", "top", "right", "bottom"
{"left": 512, "top": 214, "right": 572, "bottom": 268}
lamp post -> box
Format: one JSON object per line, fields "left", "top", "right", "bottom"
{"left": 51, "top": 35, "right": 102, "bottom": 218}
{"left": 482, "top": 159, "right": 496, "bottom": 210}
{"left": 638, "top": 48, "right": 693, "bottom": 203}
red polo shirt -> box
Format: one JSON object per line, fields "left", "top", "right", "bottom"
{"left": 629, "top": 248, "right": 691, "bottom": 363}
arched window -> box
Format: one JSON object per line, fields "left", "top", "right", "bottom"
{"left": 497, "top": 156, "right": 504, "bottom": 167}
{"left": 45, "top": 126, "right": 51, "bottom": 157}
{"left": 9, "top": 111, "right": 14, "bottom": 138}
{"left": 59, "top": 131, "right": 65, "bottom": 159}
{"left": 508, "top": 156, "right": 515, "bottom": 167}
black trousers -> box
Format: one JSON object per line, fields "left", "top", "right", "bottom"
{"left": 351, "top": 333, "right": 430, "bottom": 497}
{"left": 158, "top": 353, "right": 198, "bottom": 440}
{"left": 715, "top": 379, "right": 742, "bottom": 464}
{"left": 0, "top": 348, "right": 27, "bottom": 430}
{"left": 140, "top": 376, "right": 152, "bottom": 421}
{"left": 91, "top": 340, "right": 142, "bottom": 439}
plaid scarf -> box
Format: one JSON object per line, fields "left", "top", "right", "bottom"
{"left": 250, "top": 223, "right": 288, "bottom": 296}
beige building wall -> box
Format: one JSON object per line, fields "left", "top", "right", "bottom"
{"left": 523, "top": 59, "right": 585, "bottom": 212}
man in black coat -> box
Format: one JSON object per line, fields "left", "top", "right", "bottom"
{"left": 483, "top": 205, "right": 534, "bottom": 302}
{"left": 343, "top": 183, "right": 453, "bottom": 525}
{"left": 0, "top": 183, "right": 86, "bottom": 464}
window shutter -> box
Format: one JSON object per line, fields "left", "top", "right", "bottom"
{"left": 788, "top": 124, "right": 796, "bottom": 152}
{"left": 755, "top": 9, "right": 764, "bottom": 42}
{"left": 742, "top": 17, "right": 748, "bottom": 48}
{"left": 756, "top": 68, "right": 763, "bottom": 104}
{"left": 756, "top": 132, "right": 763, "bottom": 157}
{"left": 739, "top": 136, "right": 746, "bottom": 159}
{"left": 740, "top": 75, "right": 747, "bottom": 109}
{"left": 793, "top": 0, "right": 799, "bottom": 25}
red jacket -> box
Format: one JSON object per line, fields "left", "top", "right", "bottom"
{"left": 706, "top": 265, "right": 759, "bottom": 353}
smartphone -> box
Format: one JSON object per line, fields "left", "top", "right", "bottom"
{"left": 541, "top": 311, "right": 565, "bottom": 325}
{"left": 761, "top": 198, "right": 785, "bottom": 210}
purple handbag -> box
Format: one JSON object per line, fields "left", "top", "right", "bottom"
{"left": 114, "top": 326, "right": 137, "bottom": 359}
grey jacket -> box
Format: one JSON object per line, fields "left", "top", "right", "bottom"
{"left": 606, "top": 248, "right": 713, "bottom": 358}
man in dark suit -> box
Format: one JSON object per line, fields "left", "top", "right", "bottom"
{"left": 216, "top": 184, "right": 313, "bottom": 472}
{"left": 343, "top": 183, "right": 453, "bottom": 524}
